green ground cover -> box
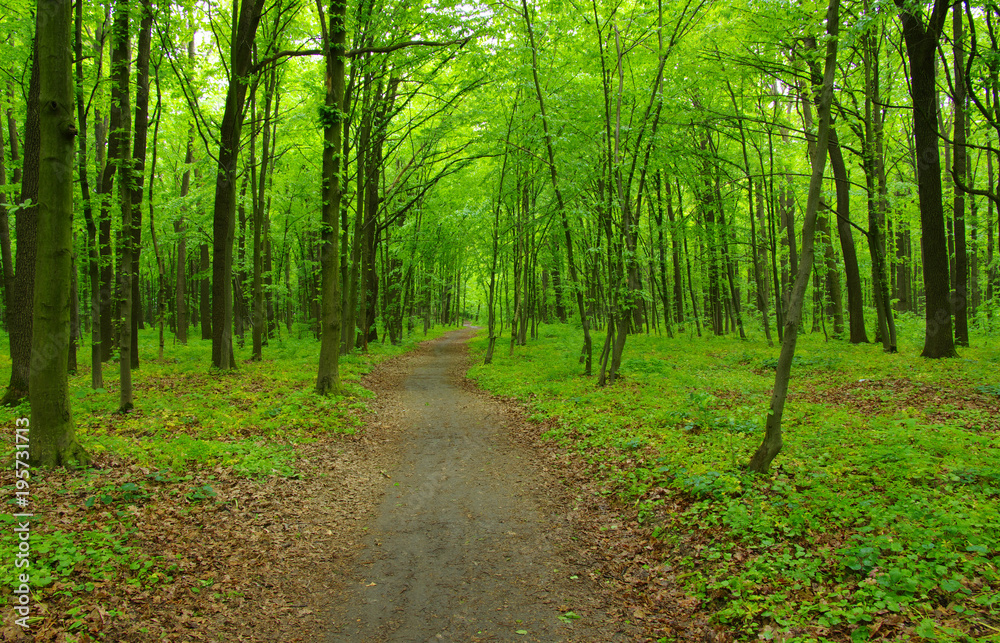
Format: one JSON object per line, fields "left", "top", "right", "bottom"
{"left": 467, "top": 321, "right": 1000, "bottom": 643}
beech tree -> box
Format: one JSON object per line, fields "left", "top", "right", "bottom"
{"left": 896, "top": 0, "right": 956, "bottom": 358}
{"left": 316, "top": 0, "right": 347, "bottom": 396}
{"left": 210, "top": 0, "right": 265, "bottom": 370}
{"left": 28, "top": 0, "right": 88, "bottom": 466}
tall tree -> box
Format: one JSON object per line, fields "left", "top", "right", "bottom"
{"left": 110, "top": 0, "right": 134, "bottom": 412}
{"left": 2, "top": 44, "right": 39, "bottom": 407}
{"left": 749, "top": 0, "right": 838, "bottom": 473}
{"left": 29, "top": 0, "right": 89, "bottom": 467}
{"left": 127, "top": 0, "right": 154, "bottom": 370}
{"left": 520, "top": 0, "right": 592, "bottom": 375}
{"left": 316, "top": 0, "right": 347, "bottom": 395}
{"left": 211, "top": 0, "right": 265, "bottom": 370}
{"left": 896, "top": 0, "right": 956, "bottom": 358}
{"left": 174, "top": 35, "right": 196, "bottom": 346}
{"left": 952, "top": 2, "right": 969, "bottom": 347}
{"left": 75, "top": 0, "right": 103, "bottom": 388}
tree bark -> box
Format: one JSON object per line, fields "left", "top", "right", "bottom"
{"left": 316, "top": 0, "right": 347, "bottom": 395}
{"left": 3, "top": 43, "right": 39, "bottom": 407}
{"left": 110, "top": 0, "right": 134, "bottom": 413}
{"left": 896, "top": 0, "right": 957, "bottom": 358}
{"left": 29, "top": 0, "right": 89, "bottom": 466}
{"left": 211, "top": 0, "right": 265, "bottom": 370}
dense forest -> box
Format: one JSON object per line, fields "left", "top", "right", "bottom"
{"left": 1, "top": 0, "right": 999, "bottom": 640}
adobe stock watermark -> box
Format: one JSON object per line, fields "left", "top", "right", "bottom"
{"left": 11, "top": 418, "right": 33, "bottom": 629}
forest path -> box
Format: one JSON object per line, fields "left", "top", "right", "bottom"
{"left": 324, "top": 328, "right": 631, "bottom": 643}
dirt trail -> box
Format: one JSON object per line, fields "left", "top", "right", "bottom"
{"left": 325, "top": 329, "right": 631, "bottom": 643}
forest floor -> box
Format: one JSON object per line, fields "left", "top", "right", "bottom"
{"left": 1, "top": 327, "right": 691, "bottom": 642}
{"left": 3, "top": 321, "right": 998, "bottom": 642}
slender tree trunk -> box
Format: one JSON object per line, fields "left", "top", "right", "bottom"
{"left": 828, "top": 129, "right": 868, "bottom": 343}
{"left": 110, "top": 0, "right": 134, "bottom": 413}
{"left": 754, "top": 181, "right": 773, "bottom": 345}
{"left": 200, "top": 243, "right": 211, "bottom": 339}
{"left": 74, "top": 0, "right": 102, "bottom": 387}
{"left": 520, "top": 0, "right": 591, "bottom": 374}
{"left": 485, "top": 118, "right": 511, "bottom": 364}
{"left": 749, "top": 0, "right": 838, "bottom": 473}
{"left": 861, "top": 15, "right": 897, "bottom": 352}
{"left": 2, "top": 45, "right": 39, "bottom": 407}
{"left": 211, "top": 0, "right": 265, "bottom": 370}
{"left": 316, "top": 0, "right": 347, "bottom": 395}
{"left": 251, "top": 65, "right": 275, "bottom": 361}
{"left": 0, "top": 108, "right": 13, "bottom": 320}
{"left": 128, "top": 0, "right": 153, "bottom": 370}
{"left": 818, "top": 206, "right": 844, "bottom": 335}
{"left": 149, "top": 65, "right": 166, "bottom": 361}
{"left": 953, "top": 2, "right": 969, "bottom": 347}
{"left": 174, "top": 36, "right": 195, "bottom": 345}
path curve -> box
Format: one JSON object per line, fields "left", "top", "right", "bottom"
{"left": 325, "top": 329, "right": 631, "bottom": 643}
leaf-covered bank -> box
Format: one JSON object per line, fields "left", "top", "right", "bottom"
{"left": 467, "top": 323, "right": 1000, "bottom": 643}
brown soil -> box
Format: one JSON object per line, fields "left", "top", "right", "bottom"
{"left": 319, "top": 328, "right": 639, "bottom": 642}
{"left": 798, "top": 376, "right": 1000, "bottom": 431}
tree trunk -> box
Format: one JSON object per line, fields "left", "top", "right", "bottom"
{"left": 200, "top": 243, "right": 211, "bottom": 339}
{"left": 110, "top": 0, "right": 134, "bottom": 413}
{"left": 74, "top": 0, "right": 103, "bottom": 387}
{"left": 251, "top": 65, "right": 275, "bottom": 361}
{"left": 861, "top": 14, "right": 897, "bottom": 352}
{"left": 29, "top": 0, "right": 90, "bottom": 467}
{"left": 828, "top": 129, "right": 868, "bottom": 343}
{"left": 174, "top": 36, "right": 195, "bottom": 345}
{"left": 0, "top": 106, "right": 13, "bottom": 321}
{"left": 520, "top": 0, "right": 591, "bottom": 374}
{"left": 818, "top": 206, "right": 844, "bottom": 335}
{"left": 128, "top": 1, "right": 153, "bottom": 370}
{"left": 316, "top": 0, "right": 347, "bottom": 395}
{"left": 211, "top": 0, "right": 264, "bottom": 370}
{"left": 952, "top": 2, "right": 969, "bottom": 347}
{"left": 749, "top": 0, "right": 838, "bottom": 473}
{"left": 896, "top": 0, "right": 956, "bottom": 358}
{"left": 149, "top": 63, "right": 166, "bottom": 361}
{"left": 3, "top": 43, "right": 39, "bottom": 407}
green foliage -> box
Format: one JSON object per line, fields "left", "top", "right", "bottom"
{"left": 468, "top": 323, "right": 1000, "bottom": 641}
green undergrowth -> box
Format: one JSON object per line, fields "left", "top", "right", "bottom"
{"left": 0, "top": 322, "right": 449, "bottom": 628}
{"left": 467, "top": 322, "right": 1000, "bottom": 642}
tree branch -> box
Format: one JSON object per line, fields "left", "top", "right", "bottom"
{"left": 249, "top": 36, "right": 473, "bottom": 74}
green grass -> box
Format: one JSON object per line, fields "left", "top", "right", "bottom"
{"left": 468, "top": 320, "right": 1000, "bottom": 642}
